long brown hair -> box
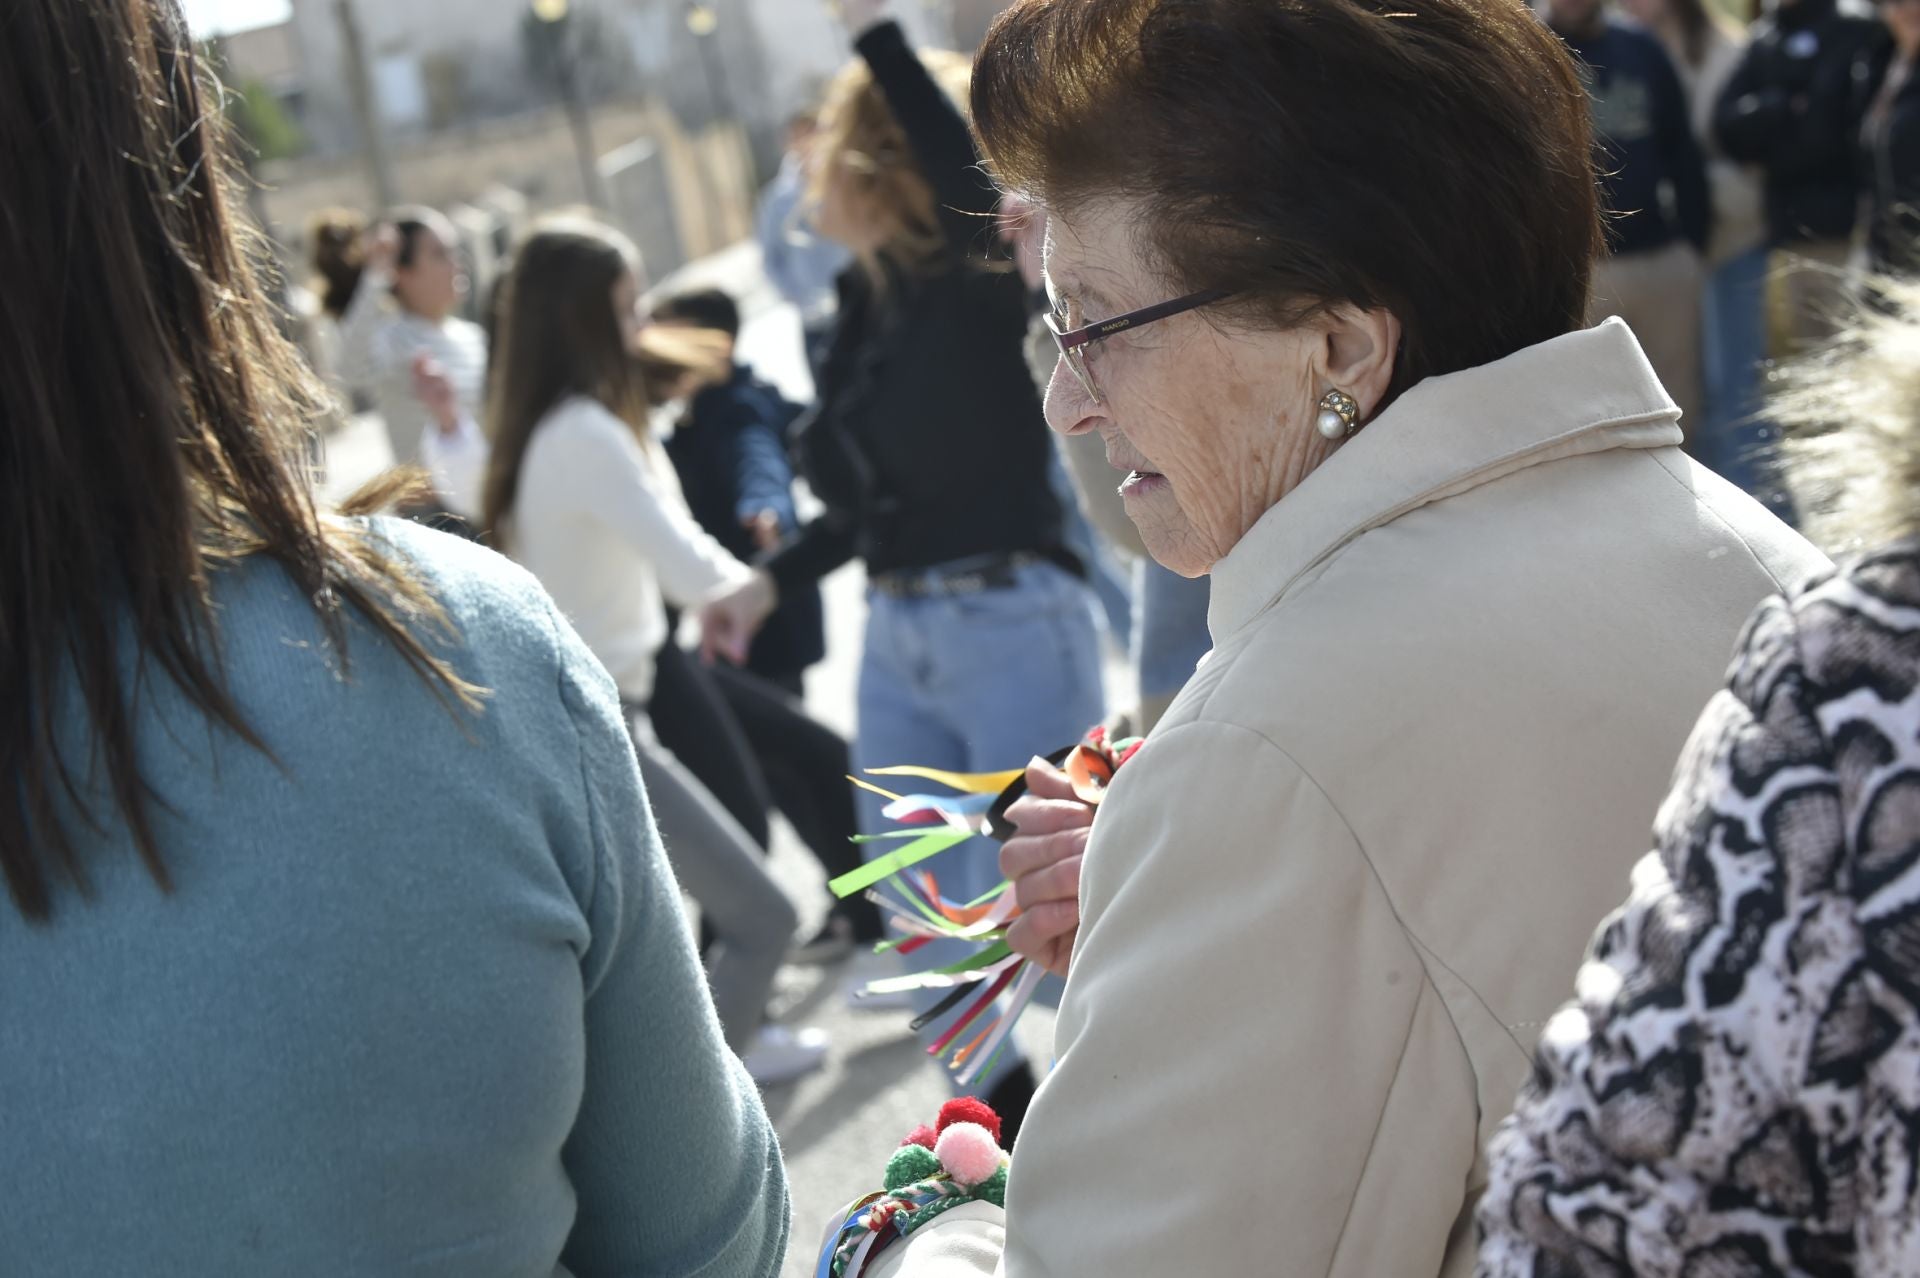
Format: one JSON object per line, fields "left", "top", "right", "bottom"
{"left": 481, "top": 218, "right": 727, "bottom": 542}
{"left": 809, "top": 47, "right": 976, "bottom": 283}
{"left": 308, "top": 207, "right": 367, "bottom": 318}
{"left": 0, "top": 0, "right": 479, "bottom": 921}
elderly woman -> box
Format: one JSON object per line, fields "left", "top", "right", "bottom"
{"left": 844, "top": 0, "right": 1829, "bottom": 1275}
{"left": 1476, "top": 281, "right": 1920, "bottom": 1274}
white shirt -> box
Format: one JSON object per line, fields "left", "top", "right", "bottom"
{"left": 507, "top": 395, "right": 753, "bottom": 703}
{"left": 335, "top": 268, "right": 487, "bottom": 465}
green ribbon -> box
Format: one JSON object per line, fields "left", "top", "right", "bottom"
{"left": 828, "top": 827, "right": 972, "bottom": 898}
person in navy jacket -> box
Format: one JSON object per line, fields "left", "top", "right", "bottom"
{"left": 1549, "top": 0, "right": 1713, "bottom": 433}
{"left": 655, "top": 289, "right": 825, "bottom": 691}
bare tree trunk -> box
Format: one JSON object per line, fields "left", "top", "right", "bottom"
{"left": 559, "top": 37, "right": 611, "bottom": 210}
{"left": 334, "top": 0, "right": 397, "bottom": 209}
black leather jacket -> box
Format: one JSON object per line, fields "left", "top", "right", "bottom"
{"left": 1715, "top": 0, "right": 1879, "bottom": 244}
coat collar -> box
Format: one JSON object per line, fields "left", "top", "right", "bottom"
{"left": 1207, "top": 319, "right": 1682, "bottom": 642}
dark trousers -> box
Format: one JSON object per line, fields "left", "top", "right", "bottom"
{"left": 651, "top": 642, "right": 882, "bottom": 942}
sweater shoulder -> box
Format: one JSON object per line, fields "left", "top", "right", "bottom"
{"left": 355, "top": 516, "right": 569, "bottom": 672}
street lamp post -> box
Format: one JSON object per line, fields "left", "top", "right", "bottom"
{"left": 335, "top": 0, "right": 397, "bottom": 209}
{"left": 533, "top": 0, "right": 610, "bottom": 210}
{"left": 684, "top": 1, "right": 751, "bottom": 239}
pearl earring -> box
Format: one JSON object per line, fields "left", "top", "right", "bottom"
{"left": 1316, "top": 389, "right": 1359, "bottom": 441}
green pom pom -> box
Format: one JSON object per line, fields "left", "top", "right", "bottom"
{"left": 885, "top": 1144, "right": 942, "bottom": 1191}
{"left": 976, "top": 1165, "right": 1008, "bottom": 1208}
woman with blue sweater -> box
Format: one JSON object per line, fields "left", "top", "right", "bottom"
{"left": 0, "top": 2, "right": 788, "bottom": 1273}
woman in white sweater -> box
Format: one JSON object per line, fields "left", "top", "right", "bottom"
{"left": 482, "top": 217, "right": 826, "bottom": 1086}
{"left": 336, "top": 206, "right": 488, "bottom": 472}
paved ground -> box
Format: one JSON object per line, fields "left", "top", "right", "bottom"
{"left": 317, "top": 243, "right": 1108, "bottom": 1273}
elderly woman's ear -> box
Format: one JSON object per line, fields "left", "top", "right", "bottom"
{"left": 1316, "top": 304, "right": 1403, "bottom": 427}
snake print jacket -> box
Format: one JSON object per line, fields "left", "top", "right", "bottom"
{"left": 1477, "top": 542, "right": 1920, "bottom": 1276}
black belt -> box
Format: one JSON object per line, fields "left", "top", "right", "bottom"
{"left": 870, "top": 552, "right": 1052, "bottom": 599}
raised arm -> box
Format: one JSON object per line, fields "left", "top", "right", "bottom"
{"left": 333, "top": 228, "right": 408, "bottom": 394}
{"left": 848, "top": 10, "right": 1000, "bottom": 260}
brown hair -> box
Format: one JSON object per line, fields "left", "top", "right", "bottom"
{"left": 809, "top": 47, "right": 976, "bottom": 281}
{"left": 481, "top": 218, "right": 727, "bottom": 542}
{"left": 0, "top": 0, "right": 480, "bottom": 921}
{"left": 972, "top": 0, "right": 1604, "bottom": 401}
{"left": 308, "top": 207, "right": 367, "bottom": 318}
{"left": 390, "top": 205, "right": 454, "bottom": 270}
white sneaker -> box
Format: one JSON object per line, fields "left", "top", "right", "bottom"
{"left": 743, "top": 1023, "right": 830, "bottom": 1086}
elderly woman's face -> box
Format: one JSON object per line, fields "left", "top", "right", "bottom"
{"left": 1041, "top": 201, "right": 1341, "bottom": 578}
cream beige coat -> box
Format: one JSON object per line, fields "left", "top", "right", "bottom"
{"left": 865, "top": 320, "right": 1827, "bottom": 1278}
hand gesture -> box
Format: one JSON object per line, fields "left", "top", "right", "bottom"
{"left": 698, "top": 569, "right": 778, "bottom": 665}
{"left": 410, "top": 352, "right": 461, "bottom": 435}
{"left": 364, "top": 224, "right": 401, "bottom": 277}
{"left": 742, "top": 509, "right": 784, "bottom": 552}
{"left": 1000, "top": 757, "right": 1095, "bottom": 978}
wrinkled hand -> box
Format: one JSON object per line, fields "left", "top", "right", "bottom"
{"left": 742, "top": 509, "right": 783, "bottom": 552}
{"left": 698, "top": 569, "right": 778, "bottom": 665}
{"left": 1000, "top": 758, "right": 1095, "bottom": 978}
{"left": 410, "top": 353, "right": 461, "bottom": 435}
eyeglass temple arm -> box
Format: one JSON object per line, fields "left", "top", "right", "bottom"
{"left": 1056, "top": 288, "right": 1235, "bottom": 351}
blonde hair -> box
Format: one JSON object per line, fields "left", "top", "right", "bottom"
{"left": 1779, "top": 276, "right": 1920, "bottom": 554}
{"left": 808, "top": 46, "right": 975, "bottom": 281}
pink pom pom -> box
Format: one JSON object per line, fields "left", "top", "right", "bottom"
{"left": 901, "top": 1125, "right": 938, "bottom": 1150}
{"left": 934, "top": 1122, "right": 1003, "bottom": 1187}
{"left": 936, "top": 1096, "right": 1002, "bottom": 1143}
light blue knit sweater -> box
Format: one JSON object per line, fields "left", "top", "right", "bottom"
{"left": 0, "top": 519, "right": 788, "bottom": 1276}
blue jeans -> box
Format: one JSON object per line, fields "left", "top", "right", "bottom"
{"left": 855, "top": 559, "right": 1104, "bottom": 1092}
{"left": 1134, "top": 557, "right": 1213, "bottom": 703}
{"left": 1699, "top": 246, "right": 1793, "bottom": 521}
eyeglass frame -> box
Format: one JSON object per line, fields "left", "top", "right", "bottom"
{"left": 1043, "top": 287, "right": 1235, "bottom": 404}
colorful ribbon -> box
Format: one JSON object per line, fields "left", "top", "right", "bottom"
{"left": 834, "top": 726, "right": 1145, "bottom": 1080}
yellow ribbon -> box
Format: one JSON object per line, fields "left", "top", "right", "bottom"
{"left": 864, "top": 765, "right": 1025, "bottom": 794}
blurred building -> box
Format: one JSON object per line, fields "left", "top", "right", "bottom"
{"left": 218, "top": 17, "right": 306, "bottom": 117}
{"left": 279, "top": 0, "right": 993, "bottom": 169}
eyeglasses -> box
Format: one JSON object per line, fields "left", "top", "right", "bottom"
{"left": 1044, "top": 287, "right": 1234, "bottom": 404}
